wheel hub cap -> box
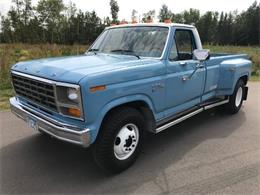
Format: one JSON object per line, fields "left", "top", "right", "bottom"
{"left": 114, "top": 123, "right": 139, "bottom": 160}
{"left": 235, "top": 87, "right": 243, "bottom": 107}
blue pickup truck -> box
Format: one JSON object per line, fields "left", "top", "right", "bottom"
{"left": 10, "top": 23, "right": 252, "bottom": 173}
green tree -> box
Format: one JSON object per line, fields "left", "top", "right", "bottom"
{"left": 0, "top": 16, "right": 13, "bottom": 43}
{"left": 109, "top": 0, "right": 119, "bottom": 24}
{"left": 37, "top": 0, "right": 65, "bottom": 43}
{"left": 104, "top": 16, "right": 111, "bottom": 26}
{"left": 0, "top": 0, "right": 259, "bottom": 46}
{"left": 183, "top": 8, "right": 200, "bottom": 25}
{"left": 158, "top": 4, "right": 172, "bottom": 22}
{"left": 65, "top": 1, "right": 77, "bottom": 44}
{"left": 131, "top": 9, "right": 138, "bottom": 22}
{"left": 142, "top": 10, "right": 155, "bottom": 22}
{"left": 235, "top": 1, "right": 260, "bottom": 45}
{"left": 172, "top": 13, "right": 184, "bottom": 23}
{"left": 196, "top": 11, "right": 218, "bottom": 44}
{"left": 84, "top": 11, "right": 102, "bottom": 43}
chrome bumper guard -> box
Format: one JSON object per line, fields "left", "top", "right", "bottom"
{"left": 9, "top": 97, "right": 91, "bottom": 147}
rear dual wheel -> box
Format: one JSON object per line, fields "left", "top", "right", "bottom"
{"left": 225, "top": 79, "right": 245, "bottom": 114}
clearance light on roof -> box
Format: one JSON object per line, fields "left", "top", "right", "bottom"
{"left": 164, "top": 19, "right": 172, "bottom": 23}
{"left": 145, "top": 19, "right": 153, "bottom": 23}
{"left": 111, "top": 20, "right": 176, "bottom": 25}
{"left": 119, "top": 20, "right": 128, "bottom": 25}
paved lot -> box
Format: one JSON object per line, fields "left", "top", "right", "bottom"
{"left": 0, "top": 82, "right": 260, "bottom": 194}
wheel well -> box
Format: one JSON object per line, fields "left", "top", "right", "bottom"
{"left": 240, "top": 75, "right": 248, "bottom": 85}
{"left": 102, "top": 101, "right": 156, "bottom": 133}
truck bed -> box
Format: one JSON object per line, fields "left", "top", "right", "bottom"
{"left": 210, "top": 53, "right": 248, "bottom": 59}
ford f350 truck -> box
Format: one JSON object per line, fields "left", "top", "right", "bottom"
{"left": 10, "top": 23, "right": 252, "bottom": 173}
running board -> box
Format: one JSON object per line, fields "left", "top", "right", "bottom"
{"left": 155, "top": 99, "right": 229, "bottom": 133}
{"left": 204, "top": 99, "right": 229, "bottom": 110}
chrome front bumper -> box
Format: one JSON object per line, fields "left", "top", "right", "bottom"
{"left": 9, "top": 97, "right": 91, "bottom": 147}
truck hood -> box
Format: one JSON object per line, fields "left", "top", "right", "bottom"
{"left": 11, "top": 53, "right": 146, "bottom": 84}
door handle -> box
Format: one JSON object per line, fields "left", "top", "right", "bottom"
{"left": 179, "top": 61, "right": 187, "bottom": 66}
{"left": 196, "top": 63, "right": 204, "bottom": 69}
{"left": 181, "top": 63, "right": 204, "bottom": 81}
{"left": 182, "top": 75, "right": 190, "bottom": 81}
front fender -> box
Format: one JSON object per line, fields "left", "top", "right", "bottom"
{"left": 87, "top": 94, "right": 155, "bottom": 143}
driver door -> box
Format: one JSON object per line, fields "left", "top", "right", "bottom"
{"left": 164, "top": 29, "right": 206, "bottom": 117}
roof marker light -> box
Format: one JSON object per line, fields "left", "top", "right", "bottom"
{"left": 164, "top": 19, "right": 172, "bottom": 23}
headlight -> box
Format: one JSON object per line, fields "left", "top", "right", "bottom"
{"left": 67, "top": 88, "right": 78, "bottom": 102}
{"left": 55, "top": 85, "right": 83, "bottom": 120}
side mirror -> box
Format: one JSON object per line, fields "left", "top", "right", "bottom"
{"left": 193, "top": 49, "right": 210, "bottom": 61}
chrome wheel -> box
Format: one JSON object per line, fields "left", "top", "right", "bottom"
{"left": 114, "top": 123, "right": 139, "bottom": 160}
{"left": 235, "top": 87, "right": 243, "bottom": 107}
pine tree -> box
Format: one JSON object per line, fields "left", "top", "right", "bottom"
{"left": 158, "top": 4, "right": 172, "bottom": 22}
{"left": 109, "top": 0, "right": 119, "bottom": 24}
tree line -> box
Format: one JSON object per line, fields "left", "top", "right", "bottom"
{"left": 0, "top": 0, "right": 259, "bottom": 45}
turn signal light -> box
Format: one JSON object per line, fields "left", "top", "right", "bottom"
{"left": 90, "top": 85, "right": 106, "bottom": 93}
{"left": 68, "top": 108, "right": 81, "bottom": 118}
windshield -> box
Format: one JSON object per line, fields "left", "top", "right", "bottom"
{"left": 89, "top": 26, "right": 169, "bottom": 58}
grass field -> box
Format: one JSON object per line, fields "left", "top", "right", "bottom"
{"left": 0, "top": 44, "right": 259, "bottom": 110}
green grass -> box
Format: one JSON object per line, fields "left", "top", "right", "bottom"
{"left": 0, "top": 44, "right": 259, "bottom": 110}
{"left": 250, "top": 75, "right": 260, "bottom": 81}
{"left": 0, "top": 89, "right": 14, "bottom": 110}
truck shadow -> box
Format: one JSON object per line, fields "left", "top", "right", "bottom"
{"left": 0, "top": 109, "right": 246, "bottom": 194}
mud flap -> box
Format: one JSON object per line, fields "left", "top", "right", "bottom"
{"left": 243, "top": 87, "right": 248, "bottom": 100}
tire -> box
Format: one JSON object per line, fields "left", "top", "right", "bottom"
{"left": 225, "top": 79, "right": 245, "bottom": 114}
{"left": 91, "top": 107, "right": 145, "bottom": 173}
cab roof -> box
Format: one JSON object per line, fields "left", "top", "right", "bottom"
{"left": 106, "top": 22, "right": 195, "bottom": 30}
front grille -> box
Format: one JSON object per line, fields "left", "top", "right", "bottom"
{"left": 12, "top": 73, "right": 57, "bottom": 111}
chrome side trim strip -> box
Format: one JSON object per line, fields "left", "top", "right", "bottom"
{"left": 204, "top": 99, "right": 229, "bottom": 110}
{"left": 155, "top": 99, "right": 229, "bottom": 133}
{"left": 156, "top": 108, "right": 204, "bottom": 133}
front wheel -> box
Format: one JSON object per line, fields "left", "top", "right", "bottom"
{"left": 225, "top": 79, "right": 245, "bottom": 114}
{"left": 91, "top": 107, "right": 145, "bottom": 173}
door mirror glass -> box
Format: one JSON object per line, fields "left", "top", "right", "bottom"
{"left": 193, "top": 49, "right": 210, "bottom": 61}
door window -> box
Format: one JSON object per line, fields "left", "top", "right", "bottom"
{"left": 169, "top": 30, "right": 196, "bottom": 61}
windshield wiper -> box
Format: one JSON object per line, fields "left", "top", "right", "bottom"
{"left": 88, "top": 48, "right": 99, "bottom": 55}
{"left": 110, "top": 49, "right": 140, "bottom": 59}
